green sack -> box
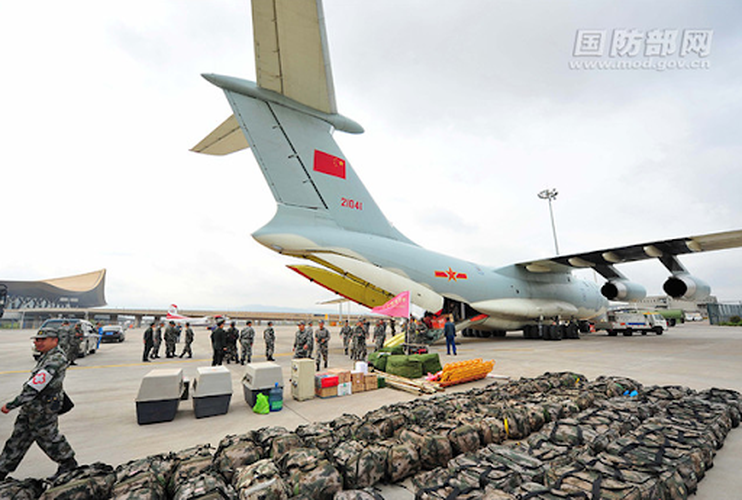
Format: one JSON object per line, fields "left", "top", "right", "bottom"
{"left": 253, "top": 392, "right": 270, "bottom": 414}
{"left": 385, "top": 355, "right": 423, "bottom": 379}
{"left": 409, "top": 353, "right": 442, "bottom": 374}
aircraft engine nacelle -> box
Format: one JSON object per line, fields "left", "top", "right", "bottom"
{"left": 663, "top": 274, "right": 710, "bottom": 300}
{"left": 601, "top": 280, "right": 647, "bottom": 301}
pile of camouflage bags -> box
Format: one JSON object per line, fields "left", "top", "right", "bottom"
{"left": 0, "top": 372, "right": 739, "bottom": 499}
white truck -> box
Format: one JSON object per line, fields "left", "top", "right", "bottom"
{"left": 596, "top": 310, "right": 667, "bottom": 336}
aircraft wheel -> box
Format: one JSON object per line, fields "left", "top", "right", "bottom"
{"left": 552, "top": 326, "right": 563, "bottom": 341}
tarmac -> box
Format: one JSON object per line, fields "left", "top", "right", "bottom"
{"left": 0, "top": 321, "right": 740, "bottom": 498}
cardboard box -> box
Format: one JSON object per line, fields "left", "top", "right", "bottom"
{"left": 364, "top": 374, "right": 378, "bottom": 391}
{"left": 351, "top": 371, "right": 364, "bottom": 384}
{"left": 315, "top": 385, "right": 338, "bottom": 398}
{"left": 352, "top": 380, "right": 365, "bottom": 393}
{"left": 337, "top": 382, "right": 352, "bottom": 396}
{"left": 324, "top": 368, "right": 351, "bottom": 384}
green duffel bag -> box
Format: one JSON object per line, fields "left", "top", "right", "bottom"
{"left": 380, "top": 345, "right": 404, "bottom": 355}
{"left": 409, "top": 353, "right": 442, "bottom": 375}
{"left": 367, "top": 352, "right": 389, "bottom": 372}
{"left": 385, "top": 356, "right": 423, "bottom": 379}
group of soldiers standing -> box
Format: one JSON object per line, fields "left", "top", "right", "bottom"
{"left": 210, "top": 319, "right": 276, "bottom": 367}
{"left": 142, "top": 321, "right": 195, "bottom": 362}
{"left": 292, "top": 320, "right": 331, "bottom": 371}
{"left": 292, "top": 317, "right": 393, "bottom": 368}
{"left": 340, "top": 318, "right": 391, "bottom": 362}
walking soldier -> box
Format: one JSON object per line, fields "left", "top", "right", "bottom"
{"left": 0, "top": 328, "right": 78, "bottom": 481}
{"left": 315, "top": 320, "right": 330, "bottom": 371}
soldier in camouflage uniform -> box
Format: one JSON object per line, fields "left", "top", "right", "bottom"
{"left": 239, "top": 321, "right": 256, "bottom": 365}
{"left": 57, "top": 320, "right": 72, "bottom": 362}
{"left": 339, "top": 320, "right": 352, "bottom": 356}
{"left": 372, "top": 320, "right": 386, "bottom": 352}
{"left": 293, "top": 321, "right": 313, "bottom": 359}
{"left": 179, "top": 322, "right": 194, "bottom": 358}
{"left": 314, "top": 320, "right": 331, "bottom": 371}
{"left": 164, "top": 321, "right": 178, "bottom": 358}
{"left": 225, "top": 322, "right": 240, "bottom": 364}
{"left": 151, "top": 322, "right": 163, "bottom": 359}
{"left": 67, "top": 323, "right": 83, "bottom": 366}
{"left": 351, "top": 318, "right": 368, "bottom": 362}
{"left": 263, "top": 321, "right": 276, "bottom": 361}
{"left": 0, "top": 328, "right": 77, "bottom": 481}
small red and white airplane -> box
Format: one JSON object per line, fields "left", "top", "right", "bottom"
{"left": 165, "top": 304, "right": 220, "bottom": 327}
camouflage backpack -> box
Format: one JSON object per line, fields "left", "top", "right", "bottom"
{"left": 213, "top": 433, "right": 263, "bottom": 484}
{"left": 0, "top": 477, "right": 46, "bottom": 500}
{"left": 40, "top": 462, "right": 116, "bottom": 500}
{"left": 285, "top": 459, "right": 343, "bottom": 500}
{"left": 233, "top": 458, "right": 290, "bottom": 500}
{"left": 330, "top": 440, "right": 387, "bottom": 490}
{"left": 171, "top": 470, "right": 237, "bottom": 500}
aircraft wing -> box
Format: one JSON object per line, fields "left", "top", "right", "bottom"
{"left": 192, "top": 0, "right": 337, "bottom": 156}
{"left": 520, "top": 229, "right": 742, "bottom": 279}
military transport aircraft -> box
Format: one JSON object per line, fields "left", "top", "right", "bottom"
{"left": 192, "top": 0, "right": 742, "bottom": 338}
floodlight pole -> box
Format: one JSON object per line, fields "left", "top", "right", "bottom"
{"left": 538, "top": 188, "right": 560, "bottom": 255}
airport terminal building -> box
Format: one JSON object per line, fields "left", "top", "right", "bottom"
{"left": 0, "top": 269, "right": 107, "bottom": 319}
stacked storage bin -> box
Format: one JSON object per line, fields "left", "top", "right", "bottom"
{"left": 192, "top": 366, "right": 232, "bottom": 418}
{"left": 243, "top": 361, "right": 284, "bottom": 406}
{"left": 135, "top": 368, "right": 185, "bottom": 425}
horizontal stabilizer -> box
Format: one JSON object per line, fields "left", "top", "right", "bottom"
{"left": 288, "top": 264, "right": 392, "bottom": 308}
{"left": 190, "top": 114, "right": 249, "bottom": 156}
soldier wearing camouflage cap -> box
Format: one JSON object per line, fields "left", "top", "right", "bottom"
{"left": 0, "top": 328, "right": 78, "bottom": 481}
{"left": 293, "top": 321, "right": 313, "bottom": 359}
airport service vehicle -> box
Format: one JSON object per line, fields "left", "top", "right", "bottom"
{"left": 100, "top": 324, "right": 126, "bottom": 343}
{"left": 596, "top": 310, "right": 667, "bottom": 336}
{"left": 193, "top": 0, "right": 742, "bottom": 339}
{"left": 685, "top": 311, "right": 704, "bottom": 322}
{"left": 656, "top": 309, "right": 684, "bottom": 327}
{"left": 34, "top": 318, "right": 98, "bottom": 359}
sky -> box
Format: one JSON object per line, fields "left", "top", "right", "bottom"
{"left": 2, "top": 1, "right": 742, "bottom": 313}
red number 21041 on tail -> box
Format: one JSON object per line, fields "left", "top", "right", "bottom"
{"left": 341, "top": 198, "right": 363, "bottom": 210}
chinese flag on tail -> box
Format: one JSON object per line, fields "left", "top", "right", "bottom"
{"left": 372, "top": 291, "right": 410, "bottom": 318}
{"left": 314, "top": 150, "right": 346, "bottom": 179}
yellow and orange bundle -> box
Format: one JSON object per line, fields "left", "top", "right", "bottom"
{"left": 438, "top": 358, "right": 495, "bottom": 386}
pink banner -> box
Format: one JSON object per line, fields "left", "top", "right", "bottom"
{"left": 372, "top": 291, "right": 410, "bottom": 317}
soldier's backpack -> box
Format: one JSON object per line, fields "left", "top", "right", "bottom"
{"left": 285, "top": 459, "right": 343, "bottom": 500}
{"left": 213, "top": 433, "right": 263, "bottom": 484}
{"left": 233, "top": 458, "right": 290, "bottom": 500}
{"left": 171, "top": 470, "right": 237, "bottom": 500}
{"left": 0, "top": 477, "right": 46, "bottom": 500}
{"left": 40, "top": 462, "right": 116, "bottom": 500}
{"left": 112, "top": 453, "right": 178, "bottom": 500}
{"left": 330, "top": 440, "right": 387, "bottom": 490}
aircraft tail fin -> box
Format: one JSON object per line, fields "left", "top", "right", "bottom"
{"left": 202, "top": 74, "right": 412, "bottom": 243}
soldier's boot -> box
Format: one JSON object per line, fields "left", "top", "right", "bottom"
{"left": 247, "top": 356, "right": 251, "bottom": 364}
{"left": 49, "top": 457, "right": 78, "bottom": 481}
